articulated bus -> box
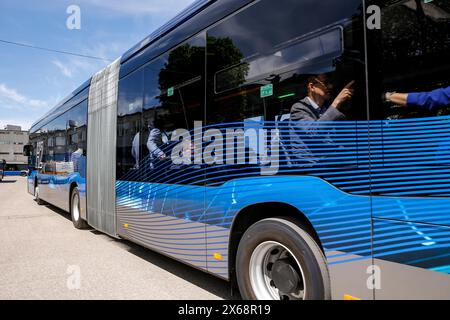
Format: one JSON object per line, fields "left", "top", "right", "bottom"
{"left": 24, "top": 0, "right": 450, "bottom": 300}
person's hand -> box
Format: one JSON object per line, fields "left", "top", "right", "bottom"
{"left": 331, "top": 81, "right": 355, "bottom": 110}
{"left": 384, "top": 92, "right": 408, "bottom": 107}
{"left": 383, "top": 92, "right": 395, "bottom": 103}
{"left": 158, "top": 154, "right": 166, "bottom": 160}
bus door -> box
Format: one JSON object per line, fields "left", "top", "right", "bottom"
{"left": 367, "top": 0, "right": 450, "bottom": 299}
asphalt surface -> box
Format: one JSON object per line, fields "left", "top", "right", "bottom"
{"left": 0, "top": 176, "right": 237, "bottom": 300}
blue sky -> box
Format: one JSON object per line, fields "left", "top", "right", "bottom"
{"left": 0, "top": 0, "right": 195, "bottom": 130}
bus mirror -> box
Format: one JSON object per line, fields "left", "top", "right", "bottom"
{"left": 23, "top": 145, "right": 33, "bottom": 156}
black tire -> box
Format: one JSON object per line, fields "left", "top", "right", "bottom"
{"left": 34, "top": 185, "right": 44, "bottom": 205}
{"left": 236, "top": 217, "right": 330, "bottom": 300}
{"left": 70, "top": 187, "right": 88, "bottom": 229}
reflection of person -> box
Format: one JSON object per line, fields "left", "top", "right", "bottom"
{"left": 131, "top": 122, "right": 166, "bottom": 169}
{"left": 385, "top": 86, "right": 450, "bottom": 110}
{"left": 70, "top": 145, "right": 86, "bottom": 178}
{"left": 146, "top": 126, "right": 166, "bottom": 161}
{"left": 131, "top": 132, "right": 140, "bottom": 169}
{"left": 288, "top": 74, "right": 355, "bottom": 165}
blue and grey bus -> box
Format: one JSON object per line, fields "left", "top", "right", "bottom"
{"left": 24, "top": 0, "right": 450, "bottom": 300}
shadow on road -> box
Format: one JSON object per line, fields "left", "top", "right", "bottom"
{"left": 120, "top": 238, "right": 241, "bottom": 300}
{"left": 0, "top": 180, "right": 17, "bottom": 183}
{"left": 44, "top": 201, "right": 240, "bottom": 300}
{"left": 43, "top": 203, "right": 73, "bottom": 222}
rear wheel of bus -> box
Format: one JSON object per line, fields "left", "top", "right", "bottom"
{"left": 236, "top": 218, "right": 330, "bottom": 300}
{"left": 70, "top": 187, "right": 88, "bottom": 229}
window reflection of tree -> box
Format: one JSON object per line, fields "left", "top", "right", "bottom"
{"left": 381, "top": 0, "right": 450, "bottom": 119}
{"left": 157, "top": 42, "right": 206, "bottom": 132}
{"left": 206, "top": 37, "right": 249, "bottom": 125}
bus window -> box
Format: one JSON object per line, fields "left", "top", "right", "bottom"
{"left": 206, "top": 0, "right": 367, "bottom": 184}
{"left": 117, "top": 69, "right": 144, "bottom": 180}
{"left": 142, "top": 33, "right": 205, "bottom": 184}
{"left": 374, "top": 0, "right": 450, "bottom": 120}
{"left": 66, "top": 101, "right": 88, "bottom": 178}
{"left": 367, "top": 0, "right": 450, "bottom": 197}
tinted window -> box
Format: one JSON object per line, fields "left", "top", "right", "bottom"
{"left": 30, "top": 101, "right": 87, "bottom": 173}
{"left": 66, "top": 101, "right": 88, "bottom": 177}
{"left": 204, "top": 0, "right": 367, "bottom": 188}
{"left": 207, "top": 0, "right": 366, "bottom": 125}
{"left": 366, "top": 0, "right": 450, "bottom": 197}
{"left": 117, "top": 69, "right": 144, "bottom": 179}
{"left": 118, "top": 33, "right": 205, "bottom": 183}
{"left": 371, "top": 0, "right": 450, "bottom": 119}
{"left": 208, "top": 0, "right": 362, "bottom": 60}
{"left": 143, "top": 33, "right": 205, "bottom": 133}
{"left": 45, "top": 116, "right": 66, "bottom": 162}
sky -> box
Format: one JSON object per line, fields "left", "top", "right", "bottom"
{"left": 0, "top": 0, "right": 196, "bottom": 130}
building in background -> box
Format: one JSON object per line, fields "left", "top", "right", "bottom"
{"left": 0, "top": 125, "right": 29, "bottom": 173}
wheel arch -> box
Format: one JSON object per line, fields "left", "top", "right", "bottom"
{"left": 228, "top": 202, "right": 323, "bottom": 286}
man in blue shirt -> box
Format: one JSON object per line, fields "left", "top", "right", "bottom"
{"left": 385, "top": 86, "right": 450, "bottom": 110}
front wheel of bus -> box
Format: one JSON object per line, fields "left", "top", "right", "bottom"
{"left": 71, "top": 187, "right": 88, "bottom": 229}
{"left": 236, "top": 218, "right": 330, "bottom": 300}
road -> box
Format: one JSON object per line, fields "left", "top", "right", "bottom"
{"left": 0, "top": 176, "right": 237, "bottom": 299}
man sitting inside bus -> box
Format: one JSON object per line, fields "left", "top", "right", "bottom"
{"left": 288, "top": 73, "right": 354, "bottom": 166}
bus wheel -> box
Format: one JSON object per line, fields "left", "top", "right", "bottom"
{"left": 70, "top": 187, "right": 88, "bottom": 229}
{"left": 34, "top": 186, "right": 44, "bottom": 205}
{"left": 236, "top": 218, "right": 330, "bottom": 300}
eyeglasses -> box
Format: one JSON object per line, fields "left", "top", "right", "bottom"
{"left": 313, "top": 77, "right": 333, "bottom": 89}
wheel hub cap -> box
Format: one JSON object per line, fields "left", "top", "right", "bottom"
{"left": 272, "top": 259, "right": 301, "bottom": 293}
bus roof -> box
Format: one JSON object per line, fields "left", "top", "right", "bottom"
{"left": 29, "top": 79, "right": 90, "bottom": 133}
{"left": 121, "top": 0, "right": 213, "bottom": 64}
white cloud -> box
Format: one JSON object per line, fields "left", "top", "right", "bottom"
{"left": 52, "top": 60, "right": 73, "bottom": 78}
{"left": 50, "top": 42, "right": 122, "bottom": 82}
{"left": 0, "top": 83, "right": 48, "bottom": 109}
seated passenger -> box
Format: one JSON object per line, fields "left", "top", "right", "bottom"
{"left": 70, "top": 143, "right": 86, "bottom": 178}
{"left": 132, "top": 121, "right": 167, "bottom": 170}
{"left": 288, "top": 74, "right": 355, "bottom": 165}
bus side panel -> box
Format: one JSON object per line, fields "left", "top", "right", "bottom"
{"left": 116, "top": 181, "right": 208, "bottom": 272}
{"left": 115, "top": 175, "right": 375, "bottom": 298}
{"left": 373, "top": 219, "right": 450, "bottom": 299}
{"left": 203, "top": 175, "right": 374, "bottom": 299}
